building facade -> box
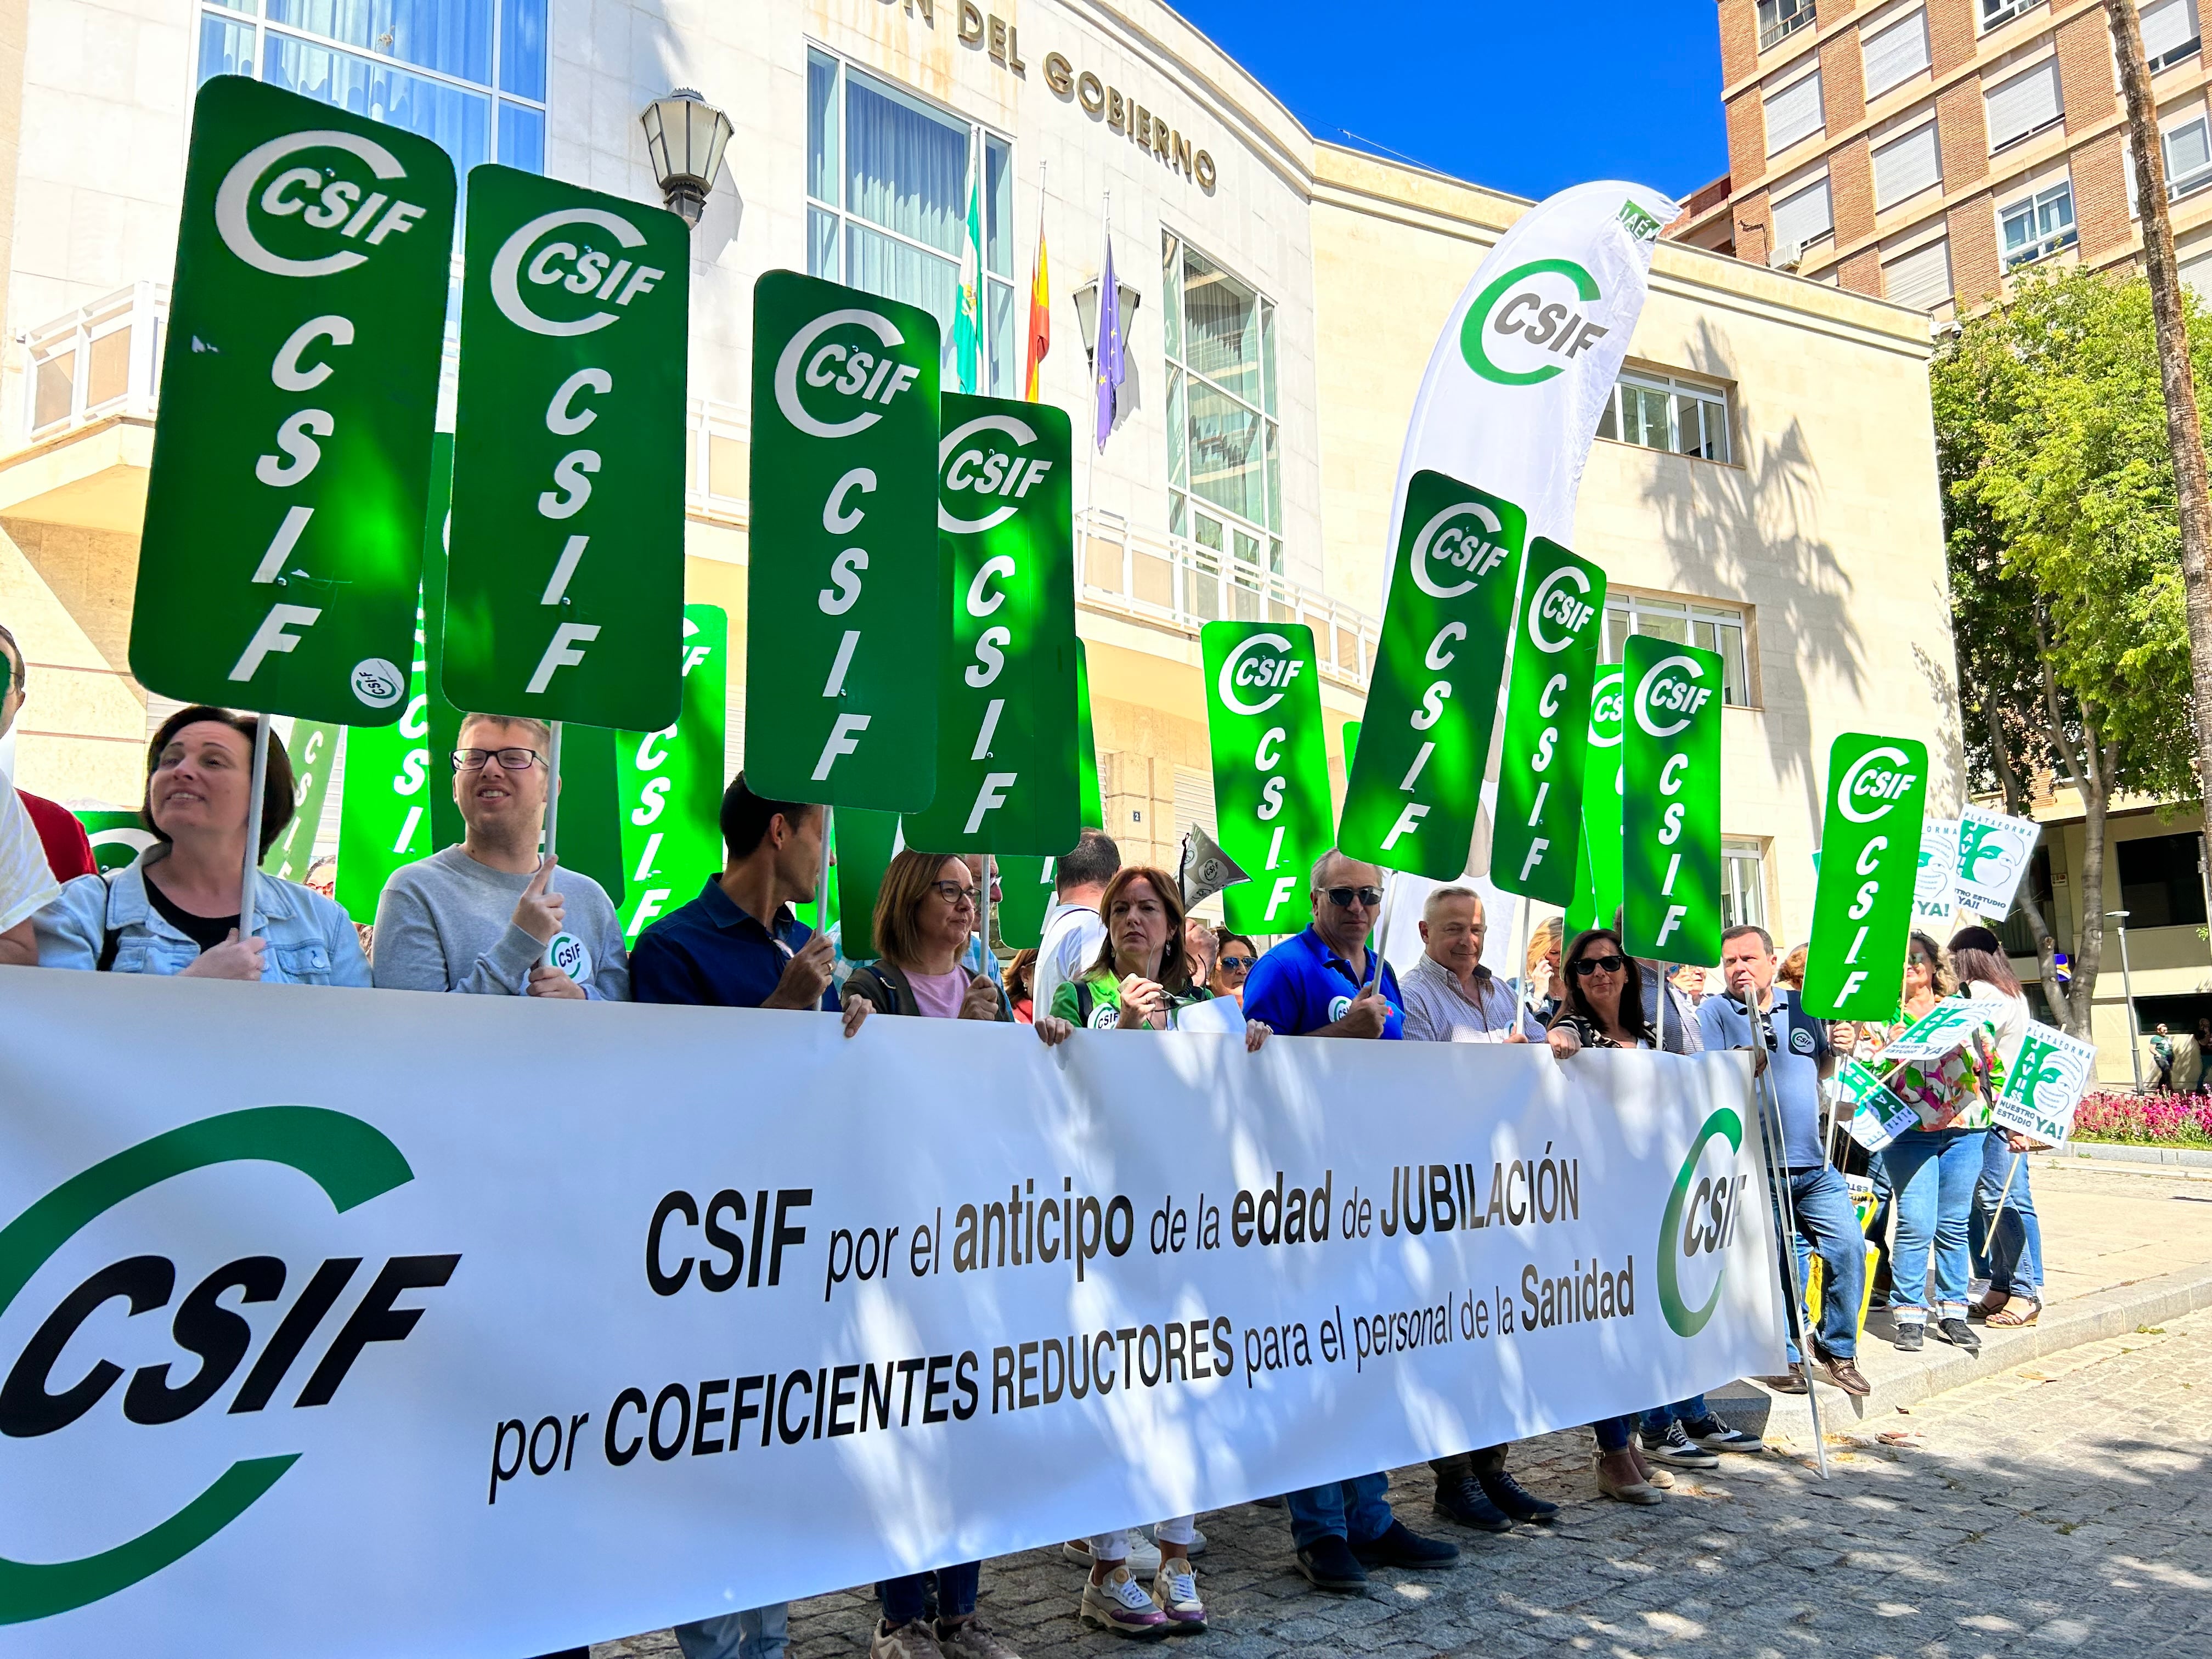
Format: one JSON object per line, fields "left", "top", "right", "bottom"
{"left": 0, "top": 0, "right": 1960, "bottom": 962}
{"left": 1677, "top": 0, "right": 2212, "bottom": 314}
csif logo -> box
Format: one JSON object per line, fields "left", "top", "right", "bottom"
{"left": 1655, "top": 1107, "right": 1752, "bottom": 1339}
{"left": 0, "top": 1107, "right": 457, "bottom": 1622}
{"left": 1408, "top": 501, "right": 1513, "bottom": 600}
{"left": 215, "top": 130, "right": 432, "bottom": 279}
{"left": 1459, "top": 257, "right": 1609, "bottom": 386}
{"left": 1633, "top": 654, "right": 1712, "bottom": 738}
{"left": 1585, "top": 664, "right": 1626, "bottom": 748}
{"left": 1216, "top": 632, "right": 1305, "bottom": 717}
{"left": 488, "top": 207, "right": 667, "bottom": 338}
{"left": 1526, "top": 565, "right": 1596, "bottom": 653}
{"left": 774, "top": 308, "right": 924, "bottom": 441}
{"left": 1837, "top": 745, "right": 1918, "bottom": 825}
{"left": 939, "top": 413, "right": 1056, "bottom": 534}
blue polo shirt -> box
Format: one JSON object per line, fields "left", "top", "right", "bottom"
{"left": 629, "top": 877, "right": 838, "bottom": 1011}
{"left": 1242, "top": 925, "right": 1405, "bottom": 1039}
{"left": 1697, "top": 986, "right": 1831, "bottom": 1169}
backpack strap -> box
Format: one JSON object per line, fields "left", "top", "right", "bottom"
{"left": 94, "top": 871, "right": 122, "bottom": 972}
{"left": 1074, "top": 980, "right": 1095, "bottom": 1026}
{"left": 845, "top": 960, "right": 909, "bottom": 1017}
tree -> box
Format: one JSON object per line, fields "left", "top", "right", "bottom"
{"left": 1933, "top": 268, "right": 2199, "bottom": 1038}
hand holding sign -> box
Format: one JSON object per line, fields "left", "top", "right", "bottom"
{"left": 511, "top": 857, "right": 566, "bottom": 945}
{"left": 526, "top": 962, "right": 586, "bottom": 1000}
{"left": 178, "top": 928, "right": 267, "bottom": 982}
{"left": 958, "top": 974, "right": 1004, "bottom": 1023}
{"left": 1333, "top": 978, "right": 1391, "bottom": 1040}
{"left": 768, "top": 932, "right": 838, "bottom": 1012}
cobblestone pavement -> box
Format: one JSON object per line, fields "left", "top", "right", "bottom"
{"left": 596, "top": 1308, "right": 2212, "bottom": 1659}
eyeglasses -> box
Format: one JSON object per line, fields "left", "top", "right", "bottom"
{"left": 1571, "top": 953, "right": 1628, "bottom": 977}
{"left": 1323, "top": 885, "right": 1385, "bottom": 910}
{"left": 452, "top": 748, "right": 544, "bottom": 772}
{"left": 929, "top": 881, "right": 978, "bottom": 908}
{"left": 1218, "top": 955, "right": 1254, "bottom": 973}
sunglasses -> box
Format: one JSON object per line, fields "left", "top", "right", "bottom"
{"left": 1218, "top": 955, "right": 1254, "bottom": 972}
{"left": 1323, "top": 885, "right": 1385, "bottom": 910}
{"left": 1571, "top": 953, "right": 1628, "bottom": 977}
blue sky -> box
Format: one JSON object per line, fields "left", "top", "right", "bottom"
{"left": 1178, "top": 1, "right": 1728, "bottom": 206}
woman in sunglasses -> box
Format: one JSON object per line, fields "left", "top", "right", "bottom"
{"left": 1211, "top": 930, "right": 1259, "bottom": 1005}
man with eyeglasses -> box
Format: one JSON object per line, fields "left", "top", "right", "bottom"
{"left": 1242, "top": 852, "right": 1458, "bottom": 1590}
{"left": 373, "top": 714, "right": 628, "bottom": 1000}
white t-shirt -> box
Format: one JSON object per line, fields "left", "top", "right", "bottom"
{"left": 1032, "top": 900, "right": 1105, "bottom": 1020}
{"left": 1968, "top": 980, "right": 2031, "bottom": 1069}
{"left": 0, "top": 788, "right": 61, "bottom": 935}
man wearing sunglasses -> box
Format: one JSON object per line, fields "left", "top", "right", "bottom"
{"left": 373, "top": 713, "right": 629, "bottom": 1000}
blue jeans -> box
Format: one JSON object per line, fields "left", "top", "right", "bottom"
{"left": 1779, "top": 1164, "right": 1865, "bottom": 1362}
{"left": 1286, "top": 1472, "right": 1393, "bottom": 1549}
{"left": 675, "top": 1604, "right": 789, "bottom": 1659}
{"left": 1591, "top": 1415, "right": 1635, "bottom": 1452}
{"left": 880, "top": 1564, "right": 979, "bottom": 1626}
{"left": 1638, "top": 1395, "right": 1711, "bottom": 1437}
{"left": 1971, "top": 1133, "right": 2042, "bottom": 1296}
{"left": 1880, "top": 1127, "right": 1984, "bottom": 1319}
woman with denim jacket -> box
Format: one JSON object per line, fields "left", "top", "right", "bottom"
{"left": 36, "top": 706, "right": 367, "bottom": 986}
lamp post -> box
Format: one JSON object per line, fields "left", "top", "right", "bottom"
{"left": 1071, "top": 274, "right": 1142, "bottom": 363}
{"left": 2105, "top": 909, "right": 2144, "bottom": 1091}
{"left": 640, "top": 89, "right": 733, "bottom": 224}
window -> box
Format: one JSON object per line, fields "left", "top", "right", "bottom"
{"left": 806, "top": 49, "right": 1015, "bottom": 394}
{"left": 1765, "top": 72, "right": 1825, "bottom": 154}
{"left": 1768, "top": 177, "right": 1834, "bottom": 263}
{"left": 194, "top": 1, "right": 547, "bottom": 179}
{"left": 1599, "top": 592, "right": 1755, "bottom": 707}
{"left": 1595, "top": 371, "right": 1732, "bottom": 462}
{"left": 1883, "top": 237, "right": 1954, "bottom": 309}
{"left": 1164, "top": 232, "right": 1283, "bottom": 588}
{"left": 1985, "top": 60, "right": 2062, "bottom": 152}
{"left": 2117, "top": 832, "right": 2208, "bottom": 927}
{"left": 1863, "top": 10, "right": 1932, "bottom": 97}
{"left": 2143, "top": 0, "right": 2202, "bottom": 70}
{"left": 1873, "top": 123, "right": 1943, "bottom": 207}
{"left": 1722, "top": 841, "right": 1768, "bottom": 934}
{"left": 1980, "top": 0, "right": 2042, "bottom": 29}
{"left": 2168, "top": 113, "right": 2212, "bottom": 199}
{"left": 2000, "top": 182, "right": 2076, "bottom": 267}
{"left": 1759, "top": 0, "right": 1816, "bottom": 50}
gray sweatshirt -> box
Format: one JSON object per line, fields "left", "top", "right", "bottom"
{"left": 371, "top": 844, "right": 630, "bottom": 1000}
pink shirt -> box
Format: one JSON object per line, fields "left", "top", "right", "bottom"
{"left": 908, "top": 966, "right": 970, "bottom": 1020}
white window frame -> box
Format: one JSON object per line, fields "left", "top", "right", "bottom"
{"left": 2167, "top": 109, "right": 2212, "bottom": 200}
{"left": 1985, "top": 59, "right": 2065, "bottom": 154}
{"left": 1595, "top": 370, "right": 1734, "bottom": 465}
{"left": 1599, "top": 591, "right": 1757, "bottom": 708}
{"left": 1882, "top": 236, "right": 1954, "bottom": 310}
{"left": 1980, "top": 0, "right": 2044, "bottom": 31}
{"left": 1765, "top": 70, "right": 1827, "bottom": 155}
{"left": 2143, "top": 0, "right": 2203, "bottom": 71}
{"left": 1722, "top": 840, "right": 1770, "bottom": 934}
{"left": 1759, "top": 0, "right": 1818, "bottom": 50}
{"left": 1999, "top": 180, "right": 2078, "bottom": 268}
{"left": 1164, "top": 229, "right": 1283, "bottom": 585}
{"left": 1872, "top": 121, "right": 1944, "bottom": 208}
{"left": 1769, "top": 175, "right": 1835, "bottom": 264}
{"left": 1862, "top": 8, "right": 1932, "bottom": 98}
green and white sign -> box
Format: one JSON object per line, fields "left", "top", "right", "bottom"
{"left": 1621, "top": 635, "right": 1722, "bottom": 965}
{"left": 1837, "top": 1057, "right": 1920, "bottom": 1153}
{"left": 995, "top": 640, "right": 1102, "bottom": 951}
{"left": 1803, "top": 733, "right": 1929, "bottom": 1020}
{"left": 902, "top": 393, "right": 1077, "bottom": 853}
{"left": 444, "top": 166, "right": 688, "bottom": 732}
{"left": 1993, "top": 1020, "right": 2097, "bottom": 1147}
{"left": 1338, "top": 471, "right": 1525, "bottom": 878}
{"left": 1565, "top": 664, "right": 1626, "bottom": 933}
{"left": 1913, "top": 816, "right": 1958, "bottom": 929}
{"left": 1492, "top": 537, "right": 1606, "bottom": 905}
{"left": 1201, "top": 621, "right": 1332, "bottom": 934}
{"left": 73, "top": 810, "right": 155, "bottom": 876}
{"left": 618, "top": 606, "right": 727, "bottom": 940}
{"left": 132, "top": 76, "right": 454, "bottom": 724}
{"left": 746, "top": 270, "right": 943, "bottom": 809}
{"left": 829, "top": 806, "right": 904, "bottom": 960}
{"left": 1954, "top": 804, "right": 2040, "bottom": 917}
{"left": 261, "top": 719, "right": 340, "bottom": 883}
{"left": 335, "top": 605, "right": 436, "bottom": 923}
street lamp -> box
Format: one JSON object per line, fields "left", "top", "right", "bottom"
{"left": 640, "top": 89, "right": 733, "bottom": 224}
{"left": 1072, "top": 274, "right": 1143, "bottom": 363}
{"left": 2104, "top": 909, "right": 2144, "bottom": 1092}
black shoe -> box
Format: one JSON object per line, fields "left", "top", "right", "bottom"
{"left": 1894, "top": 1321, "right": 1925, "bottom": 1352}
{"left": 1350, "top": 1520, "right": 1459, "bottom": 1570}
{"left": 1294, "top": 1534, "right": 1368, "bottom": 1591}
{"left": 1477, "top": 1469, "right": 1560, "bottom": 1523}
{"left": 1938, "top": 1316, "right": 1982, "bottom": 1354}
{"left": 1431, "top": 1475, "right": 1512, "bottom": 1532}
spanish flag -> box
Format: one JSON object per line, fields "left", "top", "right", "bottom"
{"left": 1023, "top": 215, "right": 1049, "bottom": 401}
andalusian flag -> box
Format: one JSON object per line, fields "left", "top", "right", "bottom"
{"left": 953, "top": 165, "right": 982, "bottom": 393}
{"left": 1024, "top": 213, "right": 1049, "bottom": 400}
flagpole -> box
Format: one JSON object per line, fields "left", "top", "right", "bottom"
{"left": 240, "top": 712, "right": 270, "bottom": 940}
{"left": 1082, "top": 190, "right": 1109, "bottom": 590}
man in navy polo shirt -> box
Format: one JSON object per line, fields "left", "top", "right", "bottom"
{"left": 1241, "top": 851, "right": 1457, "bottom": 1591}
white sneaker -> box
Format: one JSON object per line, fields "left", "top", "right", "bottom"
{"left": 1079, "top": 1565, "right": 1169, "bottom": 1638}
{"left": 1065, "top": 1537, "right": 1160, "bottom": 1578}
{"left": 1149, "top": 1559, "right": 1206, "bottom": 1633}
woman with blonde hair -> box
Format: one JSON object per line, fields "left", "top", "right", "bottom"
{"left": 1521, "top": 915, "right": 1565, "bottom": 1023}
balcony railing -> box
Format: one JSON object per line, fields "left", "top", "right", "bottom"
{"left": 1077, "top": 507, "right": 1377, "bottom": 688}
{"left": 25, "top": 283, "right": 167, "bottom": 441}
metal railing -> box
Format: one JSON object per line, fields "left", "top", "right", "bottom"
{"left": 1758, "top": 0, "right": 1814, "bottom": 51}
{"left": 24, "top": 282, "right": 167, "bottom": 441}
{"left": 1077, "top": 507, "right": 1377, "bottom": 687}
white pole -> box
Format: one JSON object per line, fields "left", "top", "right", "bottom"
{"left": 541, "top": 720, "right": 564, "bottom": 860}
{"left": 240, "top": 714, "right": 270, "bottom": 939}
{"left": 1516, "top": 891, "right": 1536, "bottom": 1025}
{"left": 1081, "top": 190, "right": 1109, "bottom": 585}
{"left": 818, "top": 804, "right": 836, "bottom": 938}
{"left": 979, "top": 855, "right": 994, "bottom": 984}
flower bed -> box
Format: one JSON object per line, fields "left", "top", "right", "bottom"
{"left": 2072, "top": 1091, "right": 2212, "bottom": 1148}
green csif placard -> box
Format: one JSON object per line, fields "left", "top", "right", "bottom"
{"left": 133, "top": 76, "right": 454, "bottom": 725}
{"left": 746, "top": 269, "right": 944, "bottom": 810}
{"left": 1201, "top": 620, "right": 1333, "bottom": 934}
{"left": 902, "top": 393, "right": 1077, "bottom": 853}
{"left": 1803, "top": 733, "right": 1929, "bottom": 1020}
{"left": 830, "top": 806, "right": 905, "bottom": 960}
{"left": 1338, "top": 471, "right": 1526, "bottom": 878}
{"left": 1621, "top": 635, "right": 1723, "bottom": 966}
{"left": 995, "top": 641, "right": 1102, "bottom": 950}
{"left": 1565, "top": 663, "right": 1626, "bottom": 934}
{"left": 261, "top": 719, "right": 340, "bottom": 883}
{"left": 618, "top": 606, "right": 728, "bottom": 940}
{"left": 445, "top": 166, "right": 689, "bottom": 732}
{"left": 1492, "top": 538, "right": 1606, "bottom": 906}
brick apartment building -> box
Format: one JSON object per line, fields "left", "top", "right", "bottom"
{"left": 1673, "top": 0, "right": 2212, "bottom": 314}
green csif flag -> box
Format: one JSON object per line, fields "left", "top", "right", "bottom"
{"left": 1565, "top": 663, "right": 1626, "bottom": 934}
{"left": 445, "top": 166, "right": 689, "bottom": 732}
{"left": 133, "top": 76, "right": 454, "bottom": 725}
{"left": 1803, "top": 733, "right": 1929, "bottom": 1020}
{"left": 830, "top": 806, "right": 905, "bottom": 960}
{"left": 1621, "top": 635, "right": 1723, "bottom": 966}
{"left": 617, "top": 606, "right": 728, "bottom": 940}
{"left": 902, "top": 393, "right": 1078, "bottom": 853}
{"left": 1492, "top": 538, "right": 1606, "bottom": 906}
{"left": 746, "top": 269, "right": 944, "bottom": 810}
{"left": 1201, "top": 620, "right": 1332, "bottom": 934}
{"left": 1338, "top": 471, "right": 1525, "bottom": 878}
{"left": 261, "top": 719, "right": 340, "bottom": 883}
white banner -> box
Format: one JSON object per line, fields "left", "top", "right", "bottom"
{"left": 0, "top": 970, "right": 1784, "bottom": 1658}
{"left": 1914, "top": 816, "right": 1958, "bottom": 930}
